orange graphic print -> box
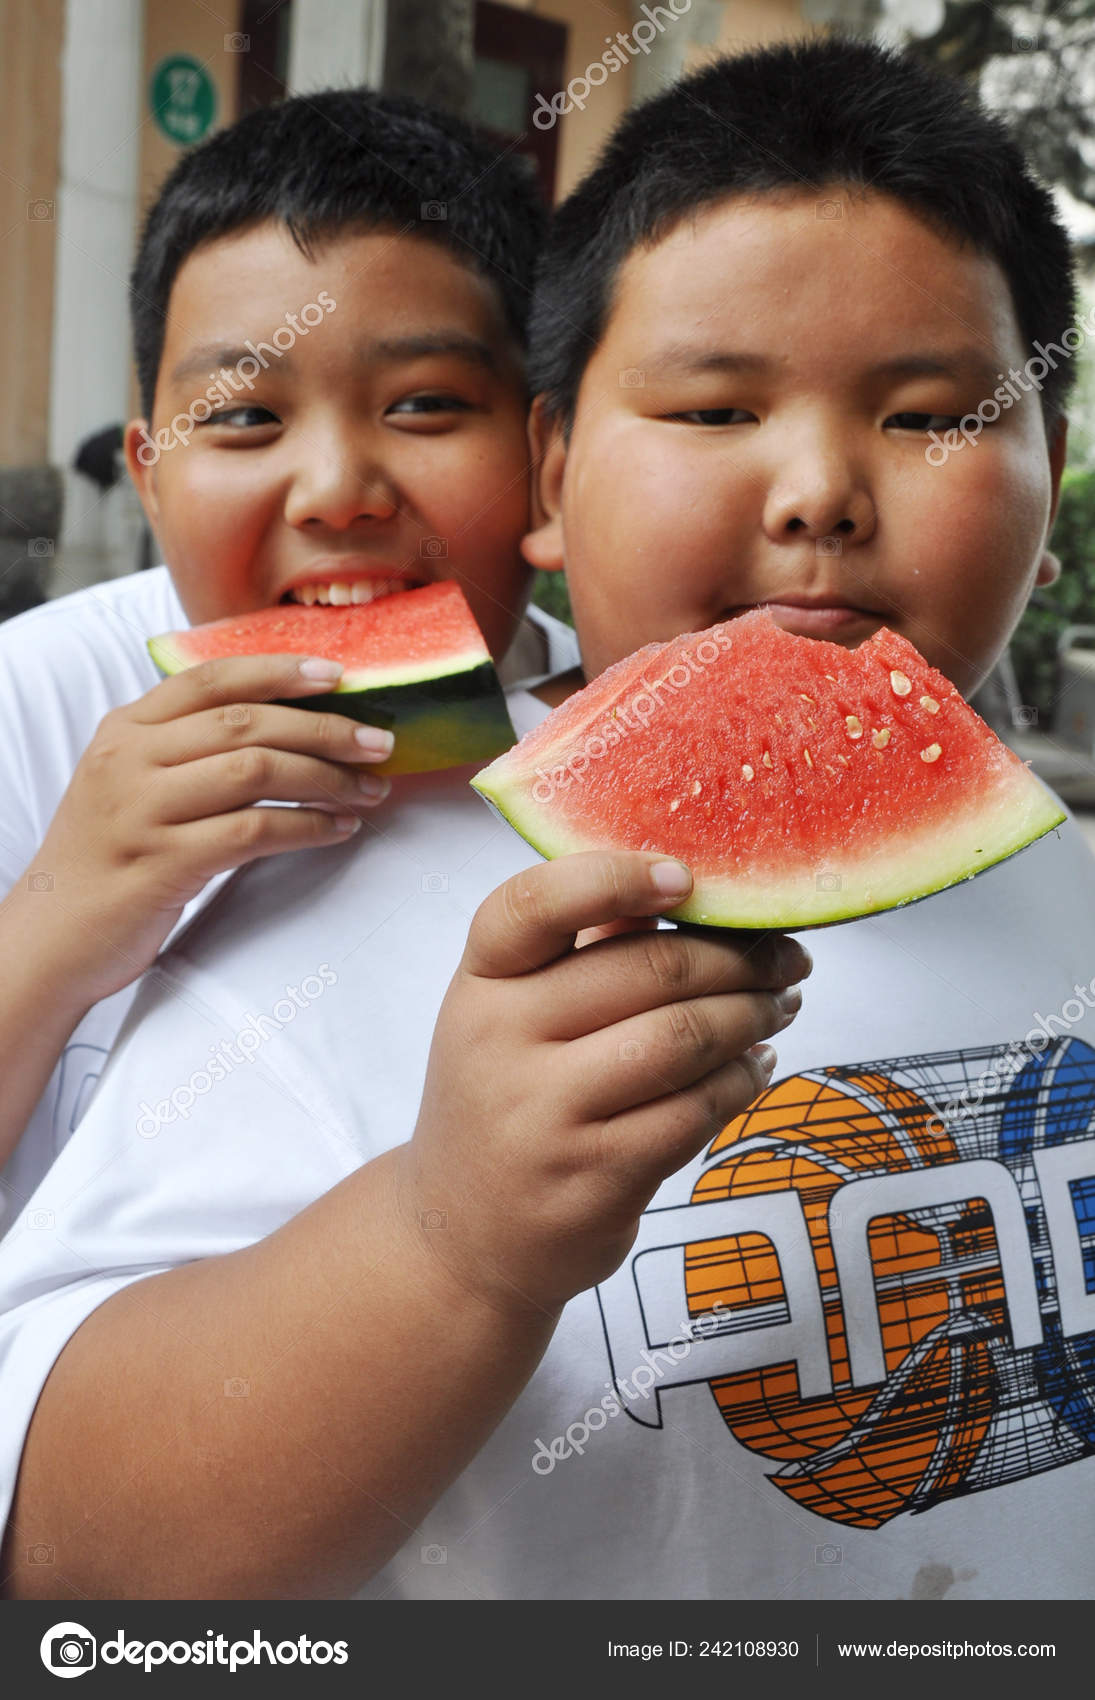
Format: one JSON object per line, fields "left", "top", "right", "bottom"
{"left": 685, "top": 1070, "right": 1002, "bottom": 1528}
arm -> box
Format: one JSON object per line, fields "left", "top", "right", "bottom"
{"left": 2, "top": 1143, "right": 557, "bottom": 1600}
{"left": 2, "top": 851, "right": 806, "bottom": 1600}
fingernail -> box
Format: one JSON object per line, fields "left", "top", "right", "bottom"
{"left": 749, "top": 1043, "right": 778, "bottom": 1074}
{"left": 354, "top": 725, "right": 395, "bottom": 757}
{"left": 650, "top": 860, "right": 692, "bottom": 898}
{"left": 783, "top": 938, "right": 814, "bottom": 979}
{"left": 300, "top": 657, "right": 343, "bottom": 681}
{"left": 358, "top": 773, "right": 391, "bottom": 802}
{"left": 333, "top": 815, "right": 362, "bottom": 833}
{"left": 777, "top": 983, "right": 803, "bottom": 1015}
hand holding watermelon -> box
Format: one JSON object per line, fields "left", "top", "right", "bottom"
{"left": 22, "top": 652, "right": 394, "bottom": 1008}
{"left": 398, "top": 850, "right": 810, "bottom": 1316}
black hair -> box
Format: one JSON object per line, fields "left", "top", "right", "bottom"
{"left": 529, "top": 35, "right": 1077, "bottom": 434}
{"left": 131, "top": 87, "right": 546, "bottom": 418}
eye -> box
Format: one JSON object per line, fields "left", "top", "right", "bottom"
{"left": 387, "top": 393, "right": 473, "bottom": 415}
{"left": 204, "top": 405, "right": 279, "bottom": 429}
{"left": 671, "top": 408, "right": 757, "bottom": 427}
{"left": 886, "top": 412, "right": 964, "bottom": 431}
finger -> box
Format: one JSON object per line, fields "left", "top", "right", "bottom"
{"left": 148, "top": 749, "right": 391, "bottom": 825}
{"left": 593, "top": 1048, "right": 781, "bottom": 1193}
{"left": 133, "top": 653, "right": 352, "bottom": 725}
{"left": 575, "top": 915, "right": 660, "bottom": 948}
{"left": 166, "top": 804, "right": 366, "bottom": 883}
{"left": 150, "top": 700, "right": 395, "bottom": 768}
{"left": 464, "top": 851, "right": 696, "bottom": 980}
{"left": 568, "top": 985, "right": 800, "bottom": 1118}
{"left": 531, "top": 925, "right": 812, "bottom": 1041}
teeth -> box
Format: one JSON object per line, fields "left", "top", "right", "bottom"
{"left": 287, "top": 577, "right": 416, "bottom": 607}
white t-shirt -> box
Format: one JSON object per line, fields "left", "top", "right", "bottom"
{"left": 0, "top": 712, "right": 1093, "bottom": 1601}
{"left": 0, "top": 567, "right": 575, "bottom": 1234}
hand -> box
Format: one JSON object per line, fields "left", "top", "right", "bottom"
{"left": 399, "top": 851, "right": 811, "bottom": 1317}
{"left": 22, "top": 654, "right": 394, "bottom": 1006}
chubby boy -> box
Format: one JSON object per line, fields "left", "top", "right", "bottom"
{"left": 3, "top": 38, "right": 1093, "bottom": 1602}
{"left": 0, "top": 86, "right": 578, "bottom": 1200}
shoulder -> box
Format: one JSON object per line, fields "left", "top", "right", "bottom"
{"left": 0, "top": 567, "right": 184, "bottom": 703}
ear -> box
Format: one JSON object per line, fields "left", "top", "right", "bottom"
{"left": 1035, "top": 414, "right": 1069, "bottom": 589}
{"left": 520, "top": 394, "right": 566, "bottom": 573}
{"left": 123, "top": 417, "right": 162, "bottom": 531}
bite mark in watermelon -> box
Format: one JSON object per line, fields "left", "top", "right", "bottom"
{"left": 470, "top": 609, "right": 1065, "bottom": 928}
{"left": 148, "top": 581, "right": 515, "bottom": 776}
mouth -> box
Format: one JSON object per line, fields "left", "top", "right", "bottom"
{"left": 728, "top": 597, "right": 884, "bottom": 638}
{"left": 279, "top": 570, "right": 427, "bottom": 608}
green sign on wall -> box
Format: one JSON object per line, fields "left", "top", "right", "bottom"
{"left": 150, "top": 55, "right": 217, "bottom": 146}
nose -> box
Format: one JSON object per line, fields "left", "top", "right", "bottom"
{"left": 761, "top": 424, "right": 876, "bottom": 546}
{"left": 283, "top": 426, "right": 400, "bottom": 531}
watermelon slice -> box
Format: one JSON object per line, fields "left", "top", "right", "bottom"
{"left": 470, "top": 609, "right": 1065, "bottom": 928}
{"left": 148, "top": 581, "right": 515, "bottom": 776}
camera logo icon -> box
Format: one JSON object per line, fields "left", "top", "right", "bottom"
{"left": 28, "top": 537, "right": 54, "bottom": 557}
{"left": 815, "top": 1543, "right": 843, "bottom": 1565}
{"left": 815, "top": 871, "right": 842, "bottom": 892}
{"left": 618, "top": 368, "right": 645, "bottom": 388}
{"left": 223, "top": 1377, "right": 250, "bottom": 1397}
{"left": 618, "top": 1040, "right": 646, "bottom": 1061}
{"left": 420, "top": 871, "right": 449, "bottom": 893}
{"left": 27, "top": 872, "right": 54, "bottom": 892}
{"left": 1011, "top": 704, "right": 1038, "bottom": 728}
{"left": 223, "top": 704, "right": 252, "bottom": 727}
{"left": 816, "top": 200, "right": 843, "bottom": 219}
{"left": 421, "top": 201, "right": 448, "bottom": 221}
{"left": 421, "top": 1543, "right": 447, "bottom": 1564}
{"left": 27, "top": 1208, "right": 55, "bottom": 1230}
{"left": 28, "top": 199, "right": 54, "bottom": 221}
{"left": 420, "top": 1208, "right": 448, "bottom": 1230}
{"left": 225, "top": 31, "right": 250, "bottom": 51}
{"left": 40, "top": 1622, "right": 97, "bottom": 1677}
{"left": 1013, "top": 31, "right": 1038, "bottom": 50}
{"left": 420, "top": 536, "right": 448, "bottom": 558}
{"left": 815, "top": 536, "right": 842, "bottom": 556}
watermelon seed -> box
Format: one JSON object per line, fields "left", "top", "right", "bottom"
{"left": 844, "top": 715, "right": 863, "bottom": 739}
{"left": 798, "top": 694, "right": 815, "bottom": 704}
{"left": 691, "top": 780, "right": 702, "bottom": 795}
{"left": 803, "top": 747, "right": 813, "bottom": 768}
{"left": 837, "top": 754, "right": 850, "bottom": 765}
{"left": 669, "top": 797, "right": 681, "bottom": 812}
{"left": 872, "top": 727, "right": 891, "bottom": 749}
{"left": 774, "top": 713, "right": 785, "bottom": 730}
{"left": 805, "top": 716, "right": 817, "bottom": 731}
{"left": 890, "top": 669, "right": 912, "bottom": 697}
{"left": 762, "top": 751, "right": 773, "bottom": 768}
{"left": 742, "top": 764, "right": 755, "bottom": 782}
{"left": 920, "top": 742, "right": 942, "bottom": 763}
{"left": 824, "top": 674, "right": 837, "bottom": 682}
{"left": 920, "top": 695, "right": 940, "bottom": 714}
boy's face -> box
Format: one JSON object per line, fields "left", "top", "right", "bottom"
{"left": 125, "top": 222, "right": 533, "bottom": 663}
{"left": 526, "top": 189, "right": 1067, "bottom": 698}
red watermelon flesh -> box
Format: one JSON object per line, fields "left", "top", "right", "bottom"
{"left": 148, "top": 581, "right": 515, "bottom": 777}
{"left": 470, "top": 609, "right": 1065, "bottom": 927}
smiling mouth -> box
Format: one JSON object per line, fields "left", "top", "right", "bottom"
{"left": 280, "top": 576, "right": 425, "bottom": 607}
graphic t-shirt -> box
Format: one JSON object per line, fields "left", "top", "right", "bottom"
{"left": 0, "top": 712, "right": 1092, "bottom": 1600}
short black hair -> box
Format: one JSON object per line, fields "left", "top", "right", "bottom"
{"left": 530, "top": 36, "right": 1077, "bottom": 434}
{"left": 131, "top": 87, "right": 546, "bottom": 419}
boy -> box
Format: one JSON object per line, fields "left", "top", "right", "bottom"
{"left": 3, "top": 33, "right": 1085, "bottom": 1602}
{"left": 0, "top": 86, "right": 577, "bottom": 1205}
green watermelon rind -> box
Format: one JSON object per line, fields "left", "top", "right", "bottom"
{"left": 472, "top": 742, "right": 1066, "bottom": 929}
{"left": 147, "top": 643, "right": 515, "bottom": 778}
